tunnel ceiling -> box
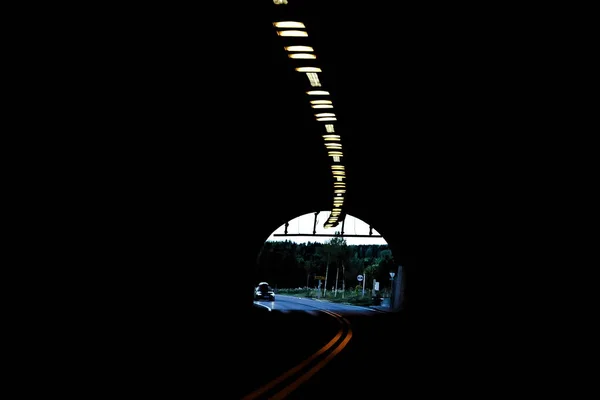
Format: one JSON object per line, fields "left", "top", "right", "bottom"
{"left": 263, "top": 1, "right": 420, "bottom": 246}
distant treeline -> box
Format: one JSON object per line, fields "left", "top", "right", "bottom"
{"left": 255, "top": 239, "right": 397, "bottom": 290}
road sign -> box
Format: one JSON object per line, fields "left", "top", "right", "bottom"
{"left": 357, "top": 274, "right": 363, "bottom": 282}
{"left": 389, "top": 272, "right": 395, "bottom": 279}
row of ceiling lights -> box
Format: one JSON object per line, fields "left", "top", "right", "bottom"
{"left": 272, "top": 4, "right": 345, "bottom": 228}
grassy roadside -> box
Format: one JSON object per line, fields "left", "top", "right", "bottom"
{"left": 276, "top": 288, "right": 383, "bottom": 307}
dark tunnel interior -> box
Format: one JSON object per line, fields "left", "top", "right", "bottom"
{"left": 38, "top": 0, "right": 558, "bottom": 395}
{"left": 71, "top": 0, "right": 422, "bottom": 342}
{"left": 54, "top": 2, "right": 431, "bottom": 395}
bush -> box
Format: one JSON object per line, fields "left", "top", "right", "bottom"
{"left": 270, "top": 287, "right": 380, "bottom": 306}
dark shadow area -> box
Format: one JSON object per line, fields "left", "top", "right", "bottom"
{"left": 47, "top": 0, "right": 487, "bottom": 396}
{"left": 35, "top": 0, "right": 565, "bottom": 396}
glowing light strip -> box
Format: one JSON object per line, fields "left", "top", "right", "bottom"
{"left": 274, "top": 22, "right": 304, "bottom": 29}
{"left": 277, "top": 30, "right": 308, "bottom": 37}
{"left": 296, "top": 67, "right": 321, "bottom": 72}
{"left": 286, "top": 46, "right": 313, "bottom": 52}
{"left": 289, "top": 53, "right": 316, "bottom": 59}
{"left": 273, "top": 7, "right": 349, "bottom": 228}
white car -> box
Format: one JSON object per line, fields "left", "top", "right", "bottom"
{"left": 254, "top": 282, "right": 275, "bottom": 301}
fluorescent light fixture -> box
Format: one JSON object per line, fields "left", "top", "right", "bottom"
{"left": 335, "top": 190, "right": 347, "bottom": 193}
{"left": 307, "top": 72, "right": 321, "bottom": 87}
{"left": 322, "top": 135, "right": 340, "bottom": 140}
{"left": 289, "top": 53, "right": 316, "bottom": 59}
{"left": 317, "top": 117, "right": 336, "bottom": 121}
{"left": 312, "top": 104, "right": 333, "bottom": 108}
{"left": 307, "top": 90, "right": 329, "bottom": 95}
{"left": 331, "top": 165, "right": 345, "bottom": 170}
{"left": 315, "top": 113, "right": 335, "bottom": 117}
{"left": 328, "top": 151, "right": 343, "bottom": 156}
{"left": 285, "top": 45, "right": 314, "bottom": 52}
{"left": 325, "top": 143, "right": 342, "bottom": 148}
{"left": 277, "top": 30, "right": 308, "bottom": 37}
{"left": 296, "top": 67, "right": 321, "bottom": 72}
{"left": 274, "top": 21, "right": 305, "bottom": 28}
{"left": 310, "top": 100, "right": 332, "bottom": 105}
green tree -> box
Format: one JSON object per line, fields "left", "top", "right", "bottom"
{"left": 317, "top": 235, "right": 347, "bottom": 296}
{"left": 349, "top": 253, "right": 365, "bottom": 285}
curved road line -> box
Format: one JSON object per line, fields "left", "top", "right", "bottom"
{"left": 241, "top": 310, "right": 352, "bottom": 400}
{"left": 253, "top": 302, "right": 273, "bottom": 311}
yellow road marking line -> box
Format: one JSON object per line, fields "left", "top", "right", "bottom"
{"left": 241, "top": 310, "right": 351, "bottom": 400}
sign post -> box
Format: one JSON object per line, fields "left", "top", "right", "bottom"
{"left": 389, "top": 272, "right": 395, "bottom": 308}
{"left": 357, "top": 273, "right": 365, "bottom": 296}
{"left": 356, "top": 274, "right": 363, "bottom": 297}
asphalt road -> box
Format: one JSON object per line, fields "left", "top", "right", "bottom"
{"left": 234, "top": 295, "right": 407, "bottom": 399}
{"left": 253, "top": 294, "right": 387, "bottom": 314}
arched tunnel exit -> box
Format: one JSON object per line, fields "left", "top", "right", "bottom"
{"left": 253, "top": 211, "right": 406, "bottom": 312}
{"left": 228, "top": 201, "right": 416, "bottom": 318}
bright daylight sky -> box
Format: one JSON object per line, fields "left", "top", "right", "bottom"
{"left": 266, "top": 211, "right": 388, "bottom": 245}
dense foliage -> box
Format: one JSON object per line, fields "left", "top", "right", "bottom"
{"left": 255, "top": 238, "right": 397, "bottom": 295}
